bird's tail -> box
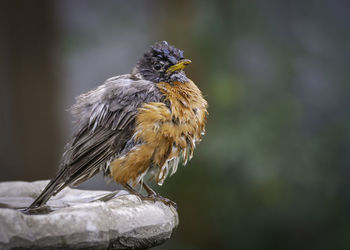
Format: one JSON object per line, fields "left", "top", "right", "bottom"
{"left": 26, "top": 169, "right": 66, "bottom": 211}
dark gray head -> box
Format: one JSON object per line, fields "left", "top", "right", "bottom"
{"left": 134, "top": 41, "right": 191, "bottom": 83}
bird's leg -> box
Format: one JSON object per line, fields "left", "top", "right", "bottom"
{"left": 142, "top": 182, "right": 177, "bottom": 209}
{"left": 142, "top": 182, "right": 157, "bottom": 196}
{"left": 101, "top": 183, "right": 177, "bottom": 209}
{"left": 123, "top": 183, "right": 145, "bottom": 198}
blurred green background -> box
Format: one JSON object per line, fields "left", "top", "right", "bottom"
{"left": 1, "top": 0, "right": 350, "bottom": 249}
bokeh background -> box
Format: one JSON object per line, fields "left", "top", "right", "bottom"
{"left": 1, "top": 0, "right": 350, "bottom": 249}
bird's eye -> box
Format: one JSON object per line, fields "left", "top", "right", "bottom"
{"left": 154, "top": 63, "right": 162, "bottom": 71}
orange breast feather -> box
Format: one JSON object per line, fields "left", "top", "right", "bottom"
{"left": 111, "top": 80, "right": 208, "bottom": 185}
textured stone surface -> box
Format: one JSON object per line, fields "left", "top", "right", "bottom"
{"left": 0, "top": 181, "right": 178, "bottom": 250}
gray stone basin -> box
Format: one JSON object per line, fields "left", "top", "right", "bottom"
{"left": 0, "top": 180, "right": 178, "bottom": 249}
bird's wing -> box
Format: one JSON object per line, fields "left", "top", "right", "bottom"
{"left": 28, "top": 74, "right": 164, "bottom": 209}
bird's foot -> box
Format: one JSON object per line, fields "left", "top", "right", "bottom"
{"left": 143, "top": 194, "right": 177, "bottom": 209}
{"left": 123, "top": 183, "right": 177, "bottom": 209}
{"left": 140, "top": 182, "right": 177, "bottom": 209}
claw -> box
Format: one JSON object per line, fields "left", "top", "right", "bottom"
{"left": 123, "top": 183, "right": 177, "bottom": 209}
{"left": 141, "top": 182, "right": 177, "bottom": 209}
{"left": 144, "top": 194, "right": 177, "bottom": 209}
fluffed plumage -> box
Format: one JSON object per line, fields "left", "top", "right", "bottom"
{"left": 27, "top": 41, "right": 207, "bottom": 210}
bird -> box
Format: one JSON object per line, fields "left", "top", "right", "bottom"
{"left": 26, "top": 41, "right": 208, "bottom": 212}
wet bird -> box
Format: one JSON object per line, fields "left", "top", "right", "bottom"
{"left": 27, "top": 41, "right": 208, "bottom": 211}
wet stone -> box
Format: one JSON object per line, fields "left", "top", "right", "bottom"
{"left": 0, "top": 180, "right": 178, "bottom": 250}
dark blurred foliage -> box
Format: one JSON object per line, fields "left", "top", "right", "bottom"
{"left": 1, "top": 0, "right": 350, "bottom": 249}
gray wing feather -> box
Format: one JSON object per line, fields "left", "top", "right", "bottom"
{"left": 28, "top": 74, "right": 163, "bottom": 209}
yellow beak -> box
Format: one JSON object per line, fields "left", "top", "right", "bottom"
{"left": 166, "top": 59, "right": 192, "bottom": 73}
